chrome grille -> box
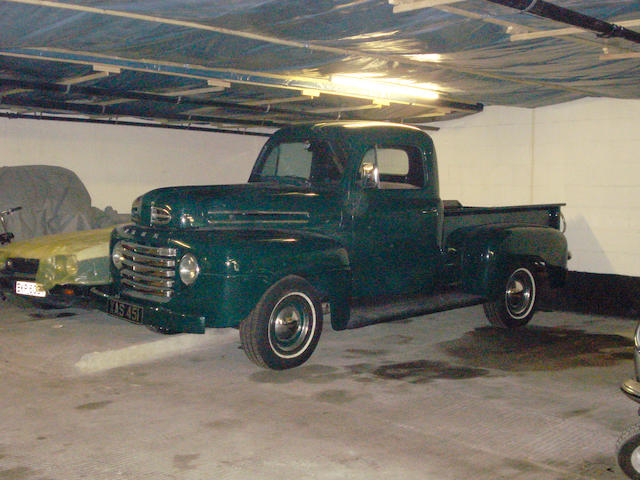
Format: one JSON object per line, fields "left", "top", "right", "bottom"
{"left": 120, "top": 241, "right": 177, "bottom": 300}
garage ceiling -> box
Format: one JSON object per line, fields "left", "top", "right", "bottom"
{"left": 0, "top": 0, "right": 638, "bottom": 134}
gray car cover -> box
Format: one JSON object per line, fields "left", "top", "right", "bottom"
{"left": 0, "top": 165, "right": 126, "bottom": 242}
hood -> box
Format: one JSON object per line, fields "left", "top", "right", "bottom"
{"left": 132, "top": 183, "right": 339, "bottom": 229}
{"left": 0, "top": 226, "right": 115, "bottom": 261}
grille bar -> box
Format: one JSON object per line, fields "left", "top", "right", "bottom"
{"left": 122, "top": 278, "right": 173, "bottom": 298}
{"left": 122, "top": 241, "right": 176, "bottom": 257}
{"left": 121, "top": 269, "right": 175, "bottom": 288}
{"left": 122, "top": 250, "right": 175, "bottom": 268}
{"left": 121, "top": 258, "right": 174, "bottom": 277}
{"left": 119, "top": 241, "right": 177, "bottom": 300}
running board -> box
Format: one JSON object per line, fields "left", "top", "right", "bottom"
{"left": 347, "top": 292, "right": 485, "bottom": 329}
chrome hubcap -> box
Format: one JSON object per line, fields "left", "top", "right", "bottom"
{"left": 505, "top": 269, "right": 534, "bottom": 319}
{"left": 269, "top": 292, "right": 314, "bottom": 356}
{"left": 632, "top": 445, "right": 640, "bottom": 472}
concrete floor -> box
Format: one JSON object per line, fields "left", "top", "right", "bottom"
{"left": 0, "top": 295, "right": 637, "bottom": 480}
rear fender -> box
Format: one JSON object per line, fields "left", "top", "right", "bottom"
{"left": 449, "top": 225, "right": 568, "bottom": 298}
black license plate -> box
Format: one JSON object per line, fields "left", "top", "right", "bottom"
{"left": 109, "top": 299, "right": 144, "bottom": 324}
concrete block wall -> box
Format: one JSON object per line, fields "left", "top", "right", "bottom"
{"left": 0, "top": 118, "right": 267, "bottom": 214}
{"left": 432, "top": 98, "right": 640, "bottom": 277}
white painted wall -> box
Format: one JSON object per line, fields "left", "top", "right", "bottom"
{"left": 2, "top": 98, "right": 638, "bottom": 277}
{"left": 0, "top": 118, "right": 267, "bottom": 213}
{"left": 431, "top": 97, "right": 640, "bottom": 277}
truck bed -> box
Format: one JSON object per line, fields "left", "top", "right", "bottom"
{"left": 442, "top": 202, "right": 564, "bottom": 242}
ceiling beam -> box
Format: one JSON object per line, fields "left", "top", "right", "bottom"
{"left": 58, "top": 70, "right": 110, "bottom": 86}
{"left": 242, "top": 95, "right": 317, "bottom": 107}
{"left": 600, "top": 52, "right": 640, "bottom": 60}
{"left": 0, "top": 88, "right": 30, "bottom": 96}
{"left": 305, "top": 103, "right": 385, "bottom": 114}
{"left": 57, "top": 64, "right": 122, "bottom": 85}
{"left": 92, "top": 98, "right": 134, "bottom": 106}
{"left": 0, "top": 48, "right": 483, "bottom": 112}
{"left": 0, "top": 77, "right": 344, "bottom": 120}
{"left": 0, "top": 95, "right": 289, "bottom": 128}
{"left": 0, "top": 111, "right": 272, "bottom": 136}
{"left": 158, "top": 85, "right": 230, "bottom": 97}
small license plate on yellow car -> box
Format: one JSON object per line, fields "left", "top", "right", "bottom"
{"left": 108, "top": 299, "right": 144, "bottom": 324}
{"left": 15, "top": 281, "right": 47, "bottom": 298}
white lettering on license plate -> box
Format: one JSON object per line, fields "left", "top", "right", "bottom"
{"left": 15, "top": 281, "right": 47, "bottom": 298}
{"left": 109, "top": 299, "right": 144, "bottom": 323}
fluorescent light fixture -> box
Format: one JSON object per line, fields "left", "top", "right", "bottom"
{"left": 330, "top": 74, "right": 440, "bottom": 101}
{"left": 403, "top": 53, "right": 443, "bottom": 63}
{"left": 390, "top": 0, "right": 463, "bottom": 13}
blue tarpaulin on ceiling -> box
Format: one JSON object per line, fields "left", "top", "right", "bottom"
{"left": 0, "top": 0, "right": 638, "bottom": 128}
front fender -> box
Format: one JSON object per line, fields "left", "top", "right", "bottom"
{"left": 448, "top": 225, "right": 568, "bottom": 298}
{"left": 189, "top": 228, "right": 351, "bottom": 329}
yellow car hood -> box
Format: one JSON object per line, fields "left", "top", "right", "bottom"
{"left": 0, "top": 226, "right": 120, "bottom": 289}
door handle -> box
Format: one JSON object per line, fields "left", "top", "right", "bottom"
{"left": 421, "top": 207, "right": 438, "bottom": 215}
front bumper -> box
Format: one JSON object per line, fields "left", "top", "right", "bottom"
{"left": 92, "top": 287, "right": 206, "bottom": 333}
{"left": 1, "top": 275, "right": 95, "bottom": 307}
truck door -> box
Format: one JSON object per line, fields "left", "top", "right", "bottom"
{"left": 349, "top": 145, "right": 441, "bottom": 299}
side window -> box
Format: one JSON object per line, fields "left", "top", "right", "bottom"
{"left": 361, "top": 146, "right": 425, "bottom": 189}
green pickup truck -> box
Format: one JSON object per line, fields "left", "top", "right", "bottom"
{"left": 97, "top": 122, "right": 568, "bottom": 369}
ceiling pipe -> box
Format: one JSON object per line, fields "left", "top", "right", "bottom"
{"left": 484, "top": 0, "right": 640, "bottom": 44}
{"left": 0, "top": 95, "right": 289, "bottom": 128}
{"left": 0, "top": 78, "right": 336, "bottom": 121}
{"left": 0, "top": 112, "right": 272, "bottom": 136}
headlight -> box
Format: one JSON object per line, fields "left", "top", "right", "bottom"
{"left": 112, "top": 241, "right": 125, "bottom": 269}
{"left": 179, "top": 253, "right": 200, "bottom": 285}
{"left": 54, "top": 255, "right": 78, "bottom": 276}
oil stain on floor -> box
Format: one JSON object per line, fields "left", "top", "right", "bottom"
{"left": 373, "top": 360, "right": 489, "bottom": 384}
{"left": 439, "top": 326, "right": 633, "bottom": 371}
{"left": 342, "top": 360, "right": 489, "bottom": 384}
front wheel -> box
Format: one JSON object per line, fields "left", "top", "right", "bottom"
{"left": 617, "top": 423, "right": 640, "bottom": 479}
{"left": 240, "top": 276, "right": 323, "bottom": 370}
{"left": 483, "top": 265, "right": 537, "bottom": 328}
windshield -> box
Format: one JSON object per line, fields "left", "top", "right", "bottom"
{"left": 250, "top": 139, "right": 346, "bottom": 186}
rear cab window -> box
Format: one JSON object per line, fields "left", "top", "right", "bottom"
{"left": 360, "top": 146, "right": 425, "bottom": 189}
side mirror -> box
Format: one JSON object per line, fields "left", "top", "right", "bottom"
{"left": 359, "top": 161, "right": 379, "bottom": 189}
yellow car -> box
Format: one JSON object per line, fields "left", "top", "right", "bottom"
{"left": 0, "top": 227, "right": 117, "bottom": 307}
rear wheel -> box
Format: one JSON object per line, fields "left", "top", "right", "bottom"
{"left": 483, "top": 265, "right": 537, "bottom": 328}
{"left": 240, "top": 276, "right": 323, "bottom": 370}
